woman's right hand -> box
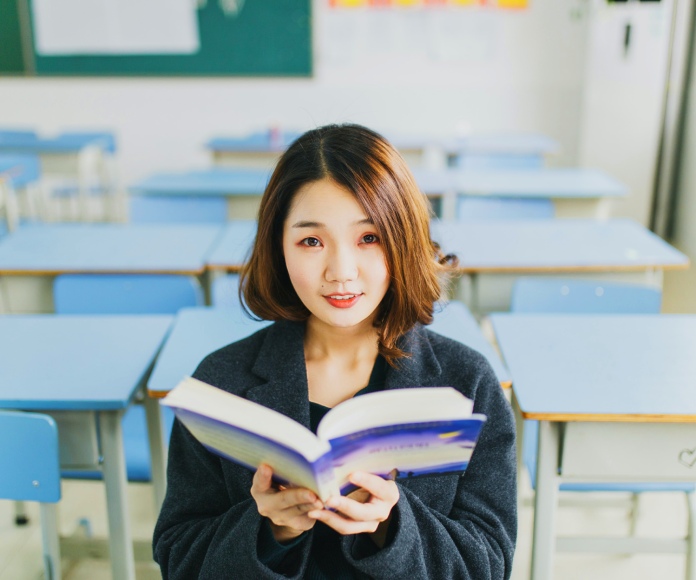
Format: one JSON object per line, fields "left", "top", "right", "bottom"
{"left": 250, "top": 464, "right": 324, "bottom": 543}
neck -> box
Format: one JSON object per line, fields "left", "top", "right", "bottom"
{"left": 304, "top": 316, "right": 380, "bottom": 365}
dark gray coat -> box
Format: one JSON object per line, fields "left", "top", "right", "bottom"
{"left": 153, "top": 319, "right": 517, "bottom": 579}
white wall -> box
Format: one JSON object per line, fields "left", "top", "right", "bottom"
{"left": 0, "top": 0, "right": 588, "bottom": 186}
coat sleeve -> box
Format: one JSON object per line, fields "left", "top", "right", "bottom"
{"left": 342, "top": 354, "right": 518, "bottom": 579}
{"left": 152, "top": 361, "right": 313, "bottom": 579}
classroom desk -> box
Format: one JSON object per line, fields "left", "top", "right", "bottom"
{"left": 0, "top": 314, "right": 173, "bottom": 580}
{"left": 0, "top": 132, "right": 115, "bottom": 221}
{"left": 147, "top": 301, "right": 509, "bottom": 398}
{"left": 207, "top": 130, "right": 303, "bottom": 168}
{"left": 0, "top": 223, "right": 223, "bottom": 313}
{"left": 412, "top": 167, "right": 627, "bottom": 220}
{"left": 205, "top": 220, "right": 258, "bottom": 272}
{"left": 388, "top": 132, "right": 559, "bottom": 170}
{"left": 431, "top": 218, "right": 690, "bottom": 312}
{"left": 489, "top": 314, "right": 696, "bottom": 580}
{"left": 130, "top": 168, "right": 271, "bottom": 220}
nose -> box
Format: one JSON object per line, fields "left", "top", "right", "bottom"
{"left": 325, "top": 244, "right": 358, "bottom": 284}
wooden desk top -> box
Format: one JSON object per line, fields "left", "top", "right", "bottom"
{"left": 490, "top": 314, "right": 696, "bottom": 423}
{"left": 0, "top": 314, "right": 173, "bottom": 410}
{"left": 0, "top": 224, "right": 223, "bottom": 275}
{"left": 432, "top": 219, "right": 689, "bottom": 274}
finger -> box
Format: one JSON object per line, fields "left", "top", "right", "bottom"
{"left": 275, "top": 487, "right": 321, "bottom": 511}
{"left": 324, "top": 494, "right": 385, "bottom": 523}
{"left": 308, "top": 508, "right": 378, "bottom": 535}
{"left": 349, "top": 472, "right": 399, "bottom": 504}
{"left": 251, "top": 464, "right": 274, "bottom": 494}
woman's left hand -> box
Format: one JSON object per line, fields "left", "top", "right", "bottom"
{"left": 308, "top": 471, "right": 399, "bottom": 547}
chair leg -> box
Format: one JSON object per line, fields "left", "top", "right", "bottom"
{"left": 40, "top": 502, "right": 62, "bottom": 580}
{"left": 687, "top": 491, "right": 695, "bottom": 580}
{"left": 629, "top": 492, "right": 640, "bottom": 536}
{"left": 14, "top": 500, "right": 29, "bottom": 525}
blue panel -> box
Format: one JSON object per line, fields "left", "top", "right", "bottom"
{"left": 457, "top": 197, "right": 555, "bottom": 220}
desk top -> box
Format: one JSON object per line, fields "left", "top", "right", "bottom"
{"left": 431, "top": 219, "right": 689, "bottom": 273}
{"left": 0, "top": 133, "right": 112, "bottom": 154}
{"left": 0, "top": 314, "right": 173, "bottom": 410}
{"left": 206, "top": 221, "right": 258, "bottom": 271}
{"left": 412, "top": 168, "right": 627, "bottom": 198}
{"left": 490, "top": 314, "right": 696, "bottom": 422}
{"left": 0, "top": 224, "right": 223, "bottom": 275}
{"left": 388, "top": 132, "right": 559, "bottom": 156}
{"left": 148, "top": 301, "right": 509, "bottom": 397}
{"left": 207, "top": 131, "right": 302, "bottom": 152}
{"left": 130, "top": 168, "right": 271, "bottom": 197}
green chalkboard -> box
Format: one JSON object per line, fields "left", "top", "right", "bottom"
{"left": 0, "top": 0, "right": 311, "bottom": 77}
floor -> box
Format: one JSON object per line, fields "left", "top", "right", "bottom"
{"left": 2, "top": 267, "right": 694, "bottom": 580}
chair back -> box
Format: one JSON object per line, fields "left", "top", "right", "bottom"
{"left": 457, "top": 197, "right": 554, "bottom": 220}
{"left": 511, "top": 278, "right": 662, "bottom": 314}
{"left": 0, "top": 410, "right": 60, "bottom": 503}
{"left": 53, "top": 274, "right": 204, "bottom": 315}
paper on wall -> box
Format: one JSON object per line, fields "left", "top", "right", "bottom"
{"left": 32, "top": 0, "right": 200, "bottom": 55}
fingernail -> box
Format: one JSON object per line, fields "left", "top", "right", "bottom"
{"left": 326, "top": 497, "right": 339, "bottom": 508}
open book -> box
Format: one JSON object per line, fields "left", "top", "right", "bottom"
{"left": 162, "top": 377, "right": 487, "bottom": 501}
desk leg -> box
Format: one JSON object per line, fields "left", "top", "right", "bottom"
{"left": 531, "top": 420, "right": 560, "bottom": 580}
{"left": 688, "top": 490, "right": 695, "bottom": 580}
{"left": 145, "top": 395, "right": 167, "bottom": 511}
{"left": 99, "top": 410, "right": 136, "bottom": 580}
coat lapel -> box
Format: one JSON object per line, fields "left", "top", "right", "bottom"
{"left": 245, "top": 320, "right": 312, "bottom": 429}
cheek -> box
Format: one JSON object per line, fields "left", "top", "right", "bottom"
{"left": 284, "top": 252, "right": 318, "bottom": 294}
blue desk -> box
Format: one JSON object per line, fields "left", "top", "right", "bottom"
{"left": 490, "top": 314, "right": 696, "bottom": 580}
{"left": 387, "top": 132, "right": 559, "bottom": 171}
{"left": 431, "top": 218, "right": 689, "bottom": 312}
{"left": 207, "top": 130, "right": 303, "bottom": 169}
{"left": 206, "top": 220, "right": 258, "bottom": 272}
{"left": 129, "top": 168, "right": 271, "bottom": 220}
{"left": 0, "top": 314, "right": 173, "bottom": 580}
{"left": 0, "top": 223, "right": 223, "bottom": 313}
{"left": 148, "top": 301, "right": 509, "bottom": 398}
{"left": 0, "top": 132, "right": 116, "bottom": 221}
{"left": 412, "top": 167, "right": 627, "bottom": 219}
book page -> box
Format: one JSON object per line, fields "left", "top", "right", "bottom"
{"left": 163, "top": 378, "right": 329, "bottom": 462}
{"left": 327, "top": 416, "right": 486, "bottom": 493}
{"left": 317, "top": 387, "right": 474, "bottom": 441}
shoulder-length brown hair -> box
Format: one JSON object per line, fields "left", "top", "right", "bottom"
{"left": 240, "top": 123, "right": 456, "bottom": 364}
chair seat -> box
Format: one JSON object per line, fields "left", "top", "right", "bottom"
{"left": 62, "top": 405, "right": 175, "bottom": 482}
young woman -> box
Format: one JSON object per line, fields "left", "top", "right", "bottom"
{"left": 153, "top": 124, "right": 517, "bottom": 579}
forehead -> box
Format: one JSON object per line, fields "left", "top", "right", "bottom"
{"left": 287, "top": 178, "right": 366, "bottom": 220}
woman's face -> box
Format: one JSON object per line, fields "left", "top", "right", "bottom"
{"left": 282, "top": 178, "right": 390, "bottom": 333}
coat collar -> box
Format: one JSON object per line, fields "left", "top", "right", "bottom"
{"left": 245, "top": 320, "right": 443, "bottom": 428}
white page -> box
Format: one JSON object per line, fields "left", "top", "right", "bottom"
{"left": 32, "top": 0, "right": 200, "bottom": 55}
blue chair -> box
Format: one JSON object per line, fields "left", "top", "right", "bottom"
{"left": 510, "top": 278, "right": 694, "bottom": 537}
{"left": 457, "top": 197, "right": 554, "bottom": 220}
{"left": 129, "top": 196, "right": 228, "bottom": 224}
{"left": 0, "top": 410, "right": 62, "bottom": 579}
{"left": 211, "top": 274, "right": 242, "bottom": 308}
{"left": 53, "top": 274, "right": 203, "bottom": 482}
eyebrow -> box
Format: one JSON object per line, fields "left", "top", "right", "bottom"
{"left": 291, "top": 218, "right": 374, "bottom": 228}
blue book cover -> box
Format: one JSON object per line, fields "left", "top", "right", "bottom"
{"left": 163, "top": 378, "right": 486, "bottom": 501}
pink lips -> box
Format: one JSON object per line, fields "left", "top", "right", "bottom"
{"left": 324, "top": 293, "right": 362, "bottom": 309}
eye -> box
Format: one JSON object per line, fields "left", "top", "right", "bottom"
{"left": 361, "top": 234, "right": 379, "bottom": 244}
{"left": 300, "top": 237, "right": 322, "bottom": 247}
